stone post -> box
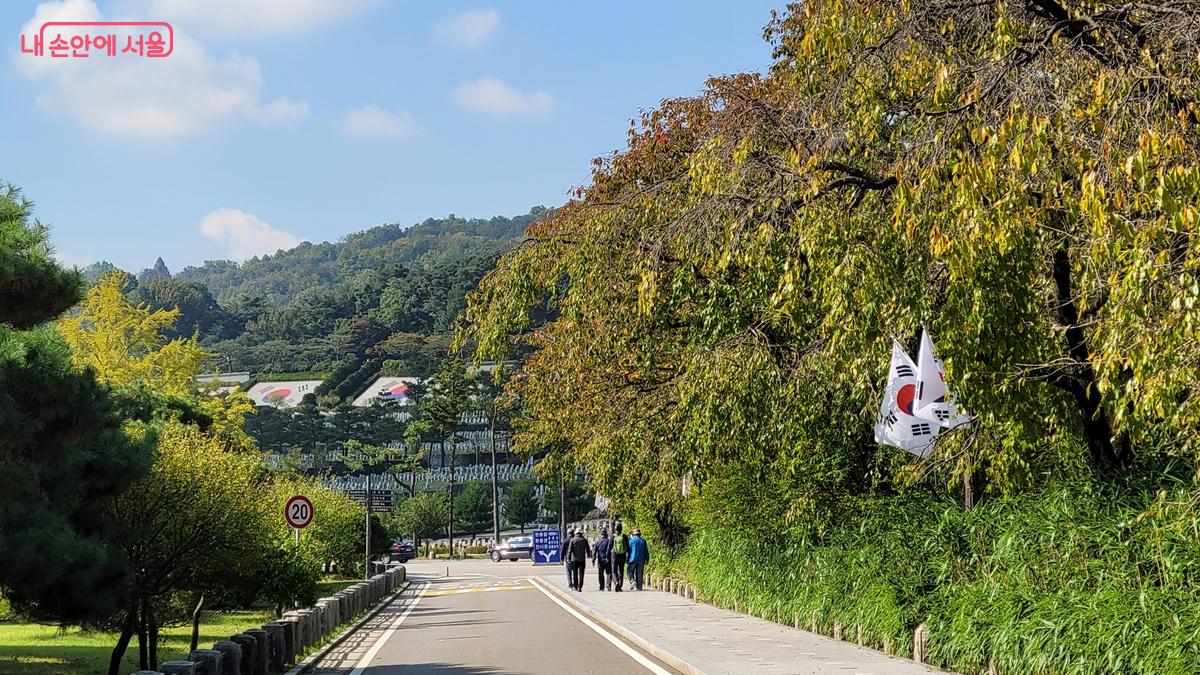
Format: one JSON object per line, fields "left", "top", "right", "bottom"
{"left": 281, "top": 612, "right": 304, "bottom": 651}
{"left": 336, "top": 592, "right": 350, "bottom": 622}
{"left": 276, "top": 617, "right": 298, "bottom": 664}
{"left": 229, "top": 634, "right": 256, "bottom": 675}
{"left": 262, "top": 623, "right": 286, "bottom": 672}
{"left": 245, "top": 629, "right": 270, "bottom": 675}
{"left": 212, "top": 640, "right": 242, "bottom": 675}
{"left": 187, "top": 649, "right": 222, "bottom": 675}
{"left": 160, "top": 661, "right": 197, "bottom": 675}
{"left": 913, "top": 623, "right": 929, "bottom": 664}
{"left": 132, "top": 671, "right": 164, "bottom": 675}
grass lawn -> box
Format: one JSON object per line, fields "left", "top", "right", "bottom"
{"left": 315, "top": 578, "right": 360, "bottom": 596}
{"left": 0, "top": 610, "right": 272, "bottom": 675}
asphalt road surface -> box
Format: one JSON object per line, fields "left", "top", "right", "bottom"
{"left": 308, "top": 558, "right": 678, "bottom": 675}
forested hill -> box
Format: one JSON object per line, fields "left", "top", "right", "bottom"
{"left": 81, "top": 208, "right": 544, "bottom": 387}
{"left": 176, "top": 210, "right": 543, "bottom": 306}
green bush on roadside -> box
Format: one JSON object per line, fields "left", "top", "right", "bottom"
{"left": 658, "top": 465, "right": 1200, "bottom": 675}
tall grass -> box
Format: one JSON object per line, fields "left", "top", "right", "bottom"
{"left": 660, "top": 468, "right": 1200, "bottom": 674}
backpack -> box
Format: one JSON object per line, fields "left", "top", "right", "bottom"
{"left": 613, "top": 534, "right": 627, "bottom": 555}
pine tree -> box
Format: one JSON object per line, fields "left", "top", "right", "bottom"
{"left": 502, "top": 479, "right": 539, "bottom": 533}
{"left": 0, "top": 183, "right": 154, "bottom": 623}
{"left": 454, "top": 481, "right": 493, "bottom": 540}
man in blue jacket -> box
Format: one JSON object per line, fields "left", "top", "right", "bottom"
{"left": 627, "top": 529, "right": 649, "bottom": 591}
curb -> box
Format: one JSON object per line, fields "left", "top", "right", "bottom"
{"left": 285, "top": 580, "right": 413, "bottom": 675}
{"left": 528, "top": 576, "right": 709, "bottom": 675}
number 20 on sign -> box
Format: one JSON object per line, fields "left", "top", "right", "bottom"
{"left": 285, "top": 495, "right": 313, "bottom": 544}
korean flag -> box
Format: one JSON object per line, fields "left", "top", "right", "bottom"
{"left": 914, "top": 328, "right": 971, "bottom": 429}
{"left": 874, "top": 340, "right": 939, "bottom": 457}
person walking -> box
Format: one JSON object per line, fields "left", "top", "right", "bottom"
{"left": 610, "top": 524, "right": 630, "bottom": 592}
{"left": 592, "top": 529, "right": 613, "bottom": 591}
{"left": 627, "top": 528, "right": 649, "bottom": 591}
{"left": 560, "top": 530, "right": 574, "bottom": 588}
{"left": 567, "top": 530, "right": 591, "bottom": 591}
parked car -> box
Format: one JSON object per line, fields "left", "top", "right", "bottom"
{"left": 390, "top": 540, "right": 417, "bottom": 563}
{"left": 489, "top": 535, "right": 533, "bottom": 562}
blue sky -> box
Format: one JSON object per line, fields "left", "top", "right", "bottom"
{"left": 2, "top": 1, "right": 781, "bottom": 271}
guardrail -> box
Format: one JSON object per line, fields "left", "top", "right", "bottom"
{"left": 129, "top": 565, "right": 407, "bottom": 675}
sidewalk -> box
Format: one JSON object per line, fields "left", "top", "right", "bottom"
{"left": 534, "top": 572, "right": 942, "bottom": 675}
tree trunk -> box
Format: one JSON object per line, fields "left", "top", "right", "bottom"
{"left": 107, "top": 602, "right": 137, "bottom": 675}
{"left": 136, "top": 597, "right": 149, "bottom": 670}
{"left": 1051, "top": 246, "right": 1130, "bottom": 470}
{"left": 490, "top": 415, "right": 500, "bottom": 545}
{"left": 190, "top": 594, "right": 204, "bottom": 653}
{"left": 148, "top": 606, "right": 159, "bottom": 670}
{"left": 558, "top": 472, "right": 566, "bottom": 537}
{"left": 447, "top": 440, "right": 455, "bottom": 557}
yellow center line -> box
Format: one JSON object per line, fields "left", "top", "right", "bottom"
{"left": 424, "top": 584, "right": 532, "bottom": 597}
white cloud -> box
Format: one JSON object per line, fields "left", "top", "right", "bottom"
{"left": 16, "top": 1, "right": 309, "bottom": 138}
{"left": 200, "top": 208, "right": 301, "bottom": 260}
{"left": 137, "top": 0, "right": 378, "bottom": 36}
{"left": 452, "top": 77, "right": 554, "bottom": 117}
{"left": 249, "top": 97, "right": 309, "bottom": 124}
{"left": 432, "top": 9, "right": 499, "bottom": 48}
{"left": 340, "top": 105, "right": 416, "bottom": 138}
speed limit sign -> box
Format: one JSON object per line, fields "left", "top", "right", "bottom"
{"left": 285, "top": 495, "right": 314, "bottom": 529}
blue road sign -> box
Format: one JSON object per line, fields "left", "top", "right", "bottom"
{"left": 532, "top": 529, "right": 561, "bottom": 565}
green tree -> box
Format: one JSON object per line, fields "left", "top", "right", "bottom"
{"left": 394, "top": 491, "right": 449, "bottom": 554}
{"left": 271, "top": 476, "right": 368, "bottom": 578}
{"left": 420, "top": 359, "right": 473, "bottom": 550}
{"left": 543, "top": 478, "right": 592, "bottom": 525}
{"left": 455, "top": 481, "right": 493, "bottom": 540}
{"left": 0, "top": 183, "right": 154, "bottom": 625}
{"left": 106, "top": 422, "right": 270, "bottom": 674}
{"left": 457, "top": 0, "right": 1200, "bottom": 524}
{"left": 503, "top": 479, "right": 539, "bottom": 533}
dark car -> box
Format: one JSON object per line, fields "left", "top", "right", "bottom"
{"left": 390, "top": 540, "right": 416, "bottom": 563}
{"left": 489, "top": 535, "right": 533, "bottom": 562}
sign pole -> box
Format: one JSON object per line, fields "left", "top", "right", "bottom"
{"left": 365, "top": 473, "right": 371, "bottom": 579}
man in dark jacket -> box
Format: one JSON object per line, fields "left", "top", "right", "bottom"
{"left": 592, "top": 529, "right": 613, "bottom": 591}
{"left": 610, "top": 524, "right": 630, "bottom": 592}
{"left": 567, "top": 531, "right": 591, "bottom": 591}
{"left": 559, "top": 530, "right": 574, "bottom": 587}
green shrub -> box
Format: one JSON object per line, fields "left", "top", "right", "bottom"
{"left": 661, "top": 465, "right": 1200, "bottom": 675}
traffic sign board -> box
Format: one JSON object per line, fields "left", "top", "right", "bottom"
{"left": 285, "top": 494, "right": 314, "bottom": 529}
{"left": 532, "top": 529, "right": 561, "bottom": 565}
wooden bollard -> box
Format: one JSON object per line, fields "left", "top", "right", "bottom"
{"left": 913, "top": 623, "right": 929, "bottom": 664}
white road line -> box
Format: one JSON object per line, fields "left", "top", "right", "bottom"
{"left": 348, "top": 582, "right": 429, "bottom": 675}
{"left": 528, "top": 578, "right": 673, "bottom": 675}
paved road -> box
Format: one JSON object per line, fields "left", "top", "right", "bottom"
{"left": 308, "top": 559, "right": 677, "bottom": 674}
